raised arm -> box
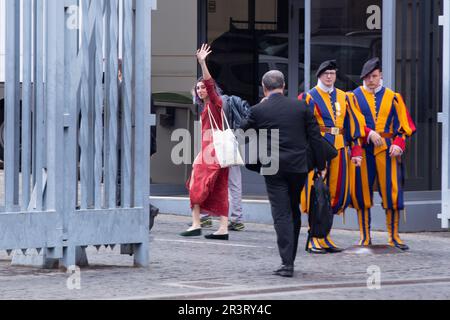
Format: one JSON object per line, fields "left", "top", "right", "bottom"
{"left": 197, "top": 44, "right": 213, "bottom": 81}
{"left": 197, "top": 44, "right": 222, "bottom": 108}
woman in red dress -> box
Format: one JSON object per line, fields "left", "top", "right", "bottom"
{"left": 180, "top": 44, "right": 229, "bottom": 240}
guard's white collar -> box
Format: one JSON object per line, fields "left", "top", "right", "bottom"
{"left": 363, "top": 80, "right": 383, "bottom": 94}
{"left": 317, "top": 79, "right": 334, "bottom": 94}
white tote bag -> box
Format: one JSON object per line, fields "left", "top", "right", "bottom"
{"left": 207, "top": 106, "right": 244, "bottom": 168}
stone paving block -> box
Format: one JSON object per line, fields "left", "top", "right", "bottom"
{"left": 0, "top": 214, "right": 449, "bottom": 300}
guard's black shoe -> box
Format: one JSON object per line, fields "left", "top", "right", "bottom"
{"left": 179, "top": 229, "right": 202, "bottom": 237}
{"left": 394, "top": 243, "right": 409, "bottom": 251}
{"left": 204, "top": 233, "right": 229, "bottom": 241}
{"left": 273, "top": 265, "right": 294, "bottom": 278}
{"left": 307, "top": 247, "right": 327, "bottom": 254}
{"left": 325, "top": 247, "right": 344, "bottom": 253}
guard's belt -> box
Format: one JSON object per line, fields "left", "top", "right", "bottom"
{"left": 320, "top": 126, "right": 344, "bottom": 135}
{"left": 378, "top": 132, "right": 395, "bottom": 139}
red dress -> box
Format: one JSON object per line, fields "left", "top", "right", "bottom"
{"left": 188, "top": 78, "right": 229, "bottom": 216}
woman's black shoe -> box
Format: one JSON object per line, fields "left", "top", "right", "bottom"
{"left": 204, "top": 233, "right": 229, "bottom": 240}
{"left": 180, "top": 229, "right": 202, "bottom": 237}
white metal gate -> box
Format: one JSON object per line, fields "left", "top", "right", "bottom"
{"left": 0, "top": 0, "right": 153, "bottom": 268}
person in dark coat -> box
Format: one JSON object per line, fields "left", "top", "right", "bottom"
{"left": 240, "top": 70, "right": 326, "bottom": 277}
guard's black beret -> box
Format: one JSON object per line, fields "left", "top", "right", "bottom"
{"left": 360, "top": 57, "right": 381, "bottom": 79}
{"left": 316, "top": 60, "right": 338, "bottom": 78}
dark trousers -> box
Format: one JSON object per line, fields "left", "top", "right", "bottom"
{"left": 264, "top": 172, "right": 307, "bottom": 266}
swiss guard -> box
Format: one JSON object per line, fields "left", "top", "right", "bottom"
{"left": 299, "top": 60, "right": 366, "bottom": 254}
{"left": 348, "top": 57, "right": 416, "bottom": 250}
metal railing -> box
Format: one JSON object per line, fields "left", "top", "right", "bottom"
{"left": 0, "top": 0, "right": 153, "bottom": 268}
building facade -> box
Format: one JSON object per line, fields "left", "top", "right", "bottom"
{"left": 153, "top": 0, "right": 446, "bottom": 230}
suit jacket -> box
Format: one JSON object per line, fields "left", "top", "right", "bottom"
{"left": 240, "top": 93, "right": 326, "bottom": 174}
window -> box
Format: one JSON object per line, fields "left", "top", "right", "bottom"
{"left": 311, "top": 0, "right": 382, "bottom": 91}
{"left": 207, "top": 0, "right": 289, "bottom": 104}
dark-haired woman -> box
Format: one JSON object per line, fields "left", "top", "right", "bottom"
{"left": 180, "top": 44, "right": 229, "bottom": 240}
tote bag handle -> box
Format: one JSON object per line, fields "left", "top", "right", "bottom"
{"left": 207, "top": 106, "right": 231, "bottom": 131}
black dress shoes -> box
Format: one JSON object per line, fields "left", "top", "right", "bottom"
{"left": 204, "top": 233, "right": 229, "bottom": 240}
{"left": 307, "top": 247, "right": 327, "bottom": 254}
{"left": 179, "top": 229, "right": 202, "bottom": 237}
{"left": 325, "top": 247, "right": 344, "bottom": 253}
{"left": 273, "top": 265, "right": 294, "bottom": 278}
{"left": 394, "top": 243, "right": 410, "bottom": 251}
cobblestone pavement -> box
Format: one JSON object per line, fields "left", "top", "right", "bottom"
{"left": 0, "top": 214, "right": 450, "bottom": 300}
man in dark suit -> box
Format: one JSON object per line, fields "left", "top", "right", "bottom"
{"left": 241, "top": 70, "right": 326, "bottom": 277}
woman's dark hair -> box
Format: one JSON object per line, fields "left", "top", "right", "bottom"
{"left": 193, "top": 77, "right": 223, "bottom": 111}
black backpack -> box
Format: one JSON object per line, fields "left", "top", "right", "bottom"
{"left": 307, "top": 175, "right": 334, "bottom": 241}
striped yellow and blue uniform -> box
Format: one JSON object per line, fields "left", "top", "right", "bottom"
{"left": 349, "top": 86, "right": 416, "bottom": 247}
{"left": 299, "top": 86, "right": 365, "bottom": 250}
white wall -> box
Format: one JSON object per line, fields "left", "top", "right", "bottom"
{"left": 151, "top": 0, "right": 197, "bottom": 93}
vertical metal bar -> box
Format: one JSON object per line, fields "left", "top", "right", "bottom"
{"left": 45, "top": 0, "right": 65, "bottom": 212}
{"left": 22, "top": 0, "right": 33, "bottom": 210}
{"left": 104, "top": 1, "right": 111, "bottom": 207}
{"left": 121, "top": 0, "right": 132, "bottom": 208}
{"left": 34, "top": 0, "right": 44, "bottom": 211}
{"left": 410, "top": 0, "right": 419, "bottom": 179}
{"left": 32, "top": 0, "right": 37, "bottom": 204}
{"left": 426, "top": 0, "right": 433, "bottom": 188}
{"left": 445, "top": 0, "right": 450, "bottom": 228}
{"left": 383, "top": 0, "right": 396, "bottom": 88}
{"left": 133, "top": 0, "right": 151, "bottom": 266}
{"left": 435, "top": 0, "right": 444, "bottom": 179}
{"left": 432, "top": 0, "right": 441, "bottom": 181}
{"left": 79, "top": 0, "right": 90, "bottom": 209}
{"left": 94, "top": 0, "right": 104, "bottom": 209}
{"left": 45, "top": 0, "right": 55, "bottom": 210}
{"left": 421, "top": 0, "right": 432, "bottom": 186}
{"left": 412, "top": 5, "right": 417, "bottom": 129}
{"left": 248, "top": 0, "right": 258, "bottom": 104}
{"left": 61, "top": 0, "right": 80, "bottom": 269}
{"left": 197, "top": 0, "right": 207, "bottom": 79}
{"left": 107, "top": 0, "right": 119, "bottom": 209}
{"left": 64, "top": 0, "right": 79, "bottom": 242}
{"left": 439, "top": 0, "right": 450, "bottom": 228}
{"left": 87, "top": 6, "right": 95, "bottom": 208}
{"left": 197, "top": 0, "right": 207, "bottom": 46}
{"left": 4, "top": 0, "right": 20, "bottom": 211}
{"left": 400, "top": 0, "right": 407, "bottom": 97}
{"left": 288, "top": 0, "right": 299, "bottom": 98}
{"left": 51, "top": 1, "right": 66, "bottom": 267}
{"left": 131, "top": 0, "right": 137, "bottom": 206}
{"left": 304, "top": 0, "right": 311, "bottom": 92}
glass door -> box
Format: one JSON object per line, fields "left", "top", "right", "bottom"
{"left": 289, "top": 0, "right": 382, "bottom": 95}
